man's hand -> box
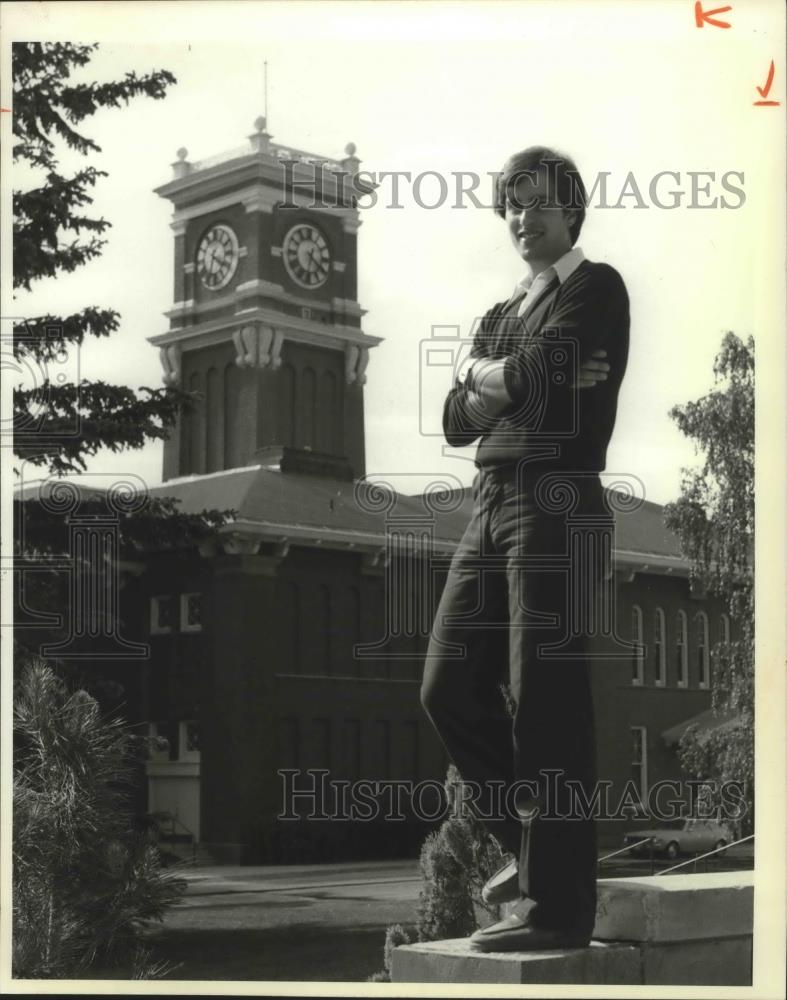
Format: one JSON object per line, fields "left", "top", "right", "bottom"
{"left": 574, "top": 349, "right": 610, "bottom": 388}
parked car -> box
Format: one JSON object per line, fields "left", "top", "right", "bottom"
{"left": 623, "top": 818, "right": 732, "bottom": 860}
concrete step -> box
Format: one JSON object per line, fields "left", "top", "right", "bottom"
{"left": 391, "top": 871, "right": 753, "bottom": 986}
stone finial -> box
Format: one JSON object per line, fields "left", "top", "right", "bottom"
{"left": 172, "top": 147, "right": 191, "bottom": 178}
{"left": 341, "top": 141, "right": 361, "bottom": 177}
{"left": 249, "top": 115, "right": 272, "bottom": 155}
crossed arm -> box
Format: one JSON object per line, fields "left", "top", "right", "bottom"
{"left": 442, "top": 266, "right": 628, "bottom": 446}
{"left": 461, "top": 349, "right": 611, "bottom": 420}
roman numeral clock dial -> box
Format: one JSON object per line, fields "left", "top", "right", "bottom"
{"left": 196, "top": 224, "right": 240, "bottom": 290}
{"left": 282, "top": 223, "right": 331, "bottom": 289}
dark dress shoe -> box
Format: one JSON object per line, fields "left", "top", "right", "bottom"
{"left": 481, "top": 857, "right": 520, "bottom": 905}
{"left": 469, "top": 911, "right": 590, "bottom": 953}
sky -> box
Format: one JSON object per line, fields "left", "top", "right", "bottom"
{"left": 2, "top": 0, "right": 785, "bottom": 507}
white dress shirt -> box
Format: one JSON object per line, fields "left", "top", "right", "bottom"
{"left": 510, "top": 245, "right": 586, "bottom": 319}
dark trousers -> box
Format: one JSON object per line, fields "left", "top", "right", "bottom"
{"left": 421, "top": 463, "right": 604, "bottom": 938}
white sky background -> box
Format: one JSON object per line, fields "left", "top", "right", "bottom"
{"left": 3, "top": 0, "right": 785, "bottom": 506}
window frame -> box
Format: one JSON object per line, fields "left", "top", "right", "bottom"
{"left": 180, "top": 592, "right": 204, "bottom": 633}
{"left": 654, "top": 608, "right": 666, "bottom": 687}
{"left": 631, "top": 604, "right": 645, "bottom": 686}
{"left": 676, "top": 610, "right": 689, "bottom": 688}
{"left": 150, "top": 594, "right": 176, "bottom": 635}
{"left": 696, "top": 611, "right": 710, "bottom": 689}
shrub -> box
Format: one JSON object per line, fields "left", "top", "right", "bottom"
{"left": 13, "top": 658, "right": 186, "bottom": 978}
{"left": 369, "top": 763, "right": 508, "bottom": 980}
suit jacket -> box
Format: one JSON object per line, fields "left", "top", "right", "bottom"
{"left": 442, "top": 259, "right": 630, "bottom": 475}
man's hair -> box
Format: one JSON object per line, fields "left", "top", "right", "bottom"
{"left": 493, "top": 146, "right": 587, "bottom": 245}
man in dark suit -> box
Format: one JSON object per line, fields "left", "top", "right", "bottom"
{"left": 420, "top": 146, "right": 630, "bottom": 951}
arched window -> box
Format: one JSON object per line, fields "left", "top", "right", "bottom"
{"left": 186, "top": 370, "right": 204, "bottom": 474}
{"left": 715, "top": 613, "right": 731, "bottom": 676}
{"left": 319, "top": 583, "right": 332, "bottom": 675}
{"left": 631, "top": 605, "right": 644, "bottom": 685}
{"left": 205, "top": 366, "right": 222, "bottom": 472}
{"left": 300, "top": 366, "right": 317, "bottom": 449}
{"left": 278, "top": 362, "right": 296, "bottom": 448}
{"left": 281, "top": 581, "right": 301, "bottom": 675}
{"left": 223, "top": 362, "right": 241, "bottom": 469}
{"left": 347, "top": 585, "right": 361, "bottom": 677}
{"left": 696, "top": 611, "right": 710, "bottom": 689}
{"left": 654, "top": 608, "right": 666, "bottom": 686}
{"left": 317, "top": 369, "right": 338, "bottom": 453}
{"left": 676, "top": 611, "right": 688, "bottom": 688}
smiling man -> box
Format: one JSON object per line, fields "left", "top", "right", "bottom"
{"left": 421, "top": 146, "right": 630, "bottom": 951}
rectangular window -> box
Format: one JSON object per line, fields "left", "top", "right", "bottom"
{"left": 180, "top": 720, "right": 201, "bottom": 760}
{"left": 180, "top": 592, "right": 203, "bottom": 633}
{"left": 150, "top": 595, "right": 176, "bottom": 635}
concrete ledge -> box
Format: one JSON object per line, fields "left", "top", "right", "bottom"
{"left": 392, "top": 872, "right": 754, "bottom": 985}
{"left": 640, "top": 936, "right": 752, "bottom": 986}
{"left": 391, "top": 938, "right": 641, "bottom": 985}
{"left": 593, "top": 871, "right": 754, "bottom": 943}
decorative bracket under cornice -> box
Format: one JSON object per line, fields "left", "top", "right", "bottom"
{"left": 160, "top": 344, "right": 182, "bottom": 386}
{"left": 345, "top": 344, "right": 370, "bottom": 386}
{"left": 360, "top": 547, "right": 390, "bottom": 575}
{"left": 232, "top": 323, "right": 284, "bottom": 370}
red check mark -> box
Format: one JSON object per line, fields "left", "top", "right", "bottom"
{"left": 754, "top": 60, "right": 779, "bottom": 106}
{"left": 694, "top": 1, "right": 732, "bottom": 28}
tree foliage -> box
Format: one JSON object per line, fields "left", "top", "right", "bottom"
{"left": 663, "top": 332, "right": 754, "bottom": 829}
{"left": 13, "top": 660, "right": 185, "bottom": 978}
{"left": 12, "top": 41, "right": 191, "bottom": 475}
{"left": 12, "top": 42, "right": 233, "bottom": 662}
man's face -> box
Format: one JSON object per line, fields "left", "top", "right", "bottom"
{"left": 504, "top": 166, "right": 577, "bottom": 272}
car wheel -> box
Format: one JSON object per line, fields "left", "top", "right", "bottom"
{"left": 714, "top": 839, "right": 727, "bottom": 852}
{"left": 665, "top": 841, "right": 679, "bottom": 861}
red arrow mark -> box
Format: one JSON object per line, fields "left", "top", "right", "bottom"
{"left": 694, "top": 1, "right": 732, "bottom": 28}
{"left": 754, "top": 60, "right": 779, "bottom": 106}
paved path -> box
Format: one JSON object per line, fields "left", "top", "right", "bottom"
{"left": 150, "top": 860, "right": 423, "bottom": 982}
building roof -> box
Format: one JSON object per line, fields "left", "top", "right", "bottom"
{"left": 145, "top": 465, "right": 688, "bottom": 568}
{"left": 15, "top": 464, "right": 688, "bottom": 568}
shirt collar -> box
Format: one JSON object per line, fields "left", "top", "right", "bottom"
{"left": 514, "top": 246, "right": 585, "bottom": 294}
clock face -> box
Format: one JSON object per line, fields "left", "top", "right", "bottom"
{"left": 282, "top": 223, "right": 331, "bottom": 289}
{"left": 196, "top": 224, "right": 239, "bottom": 291}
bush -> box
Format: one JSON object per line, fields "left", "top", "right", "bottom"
{"left": 13, "top": 658, "right": 186, "bottom": 979}
{"left": 415, "top": 763, "right": 506, "bottom": 940}
{"left": 369, "top": 764, "right": 508, "bottom": 980}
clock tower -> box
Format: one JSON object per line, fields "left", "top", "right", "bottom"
{"left": 151, "top": 116, "right": 380, "bottom": 482}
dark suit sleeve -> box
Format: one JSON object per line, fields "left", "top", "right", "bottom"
{"left": 501, "top": 264, "right": 629, "bottom": 409}
{"left": 442, "top": 303, "right": 502, "bottom": 448}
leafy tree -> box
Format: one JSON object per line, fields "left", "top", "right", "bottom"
{"left": 11, "top": 42, "right": 232, "bottom": 664}
{"left": 12, "top": 41, "right": 187, "bottom": 475}
{"left": 10, "top": 44, "right": 230, "bottom": 977}
{"left": 13, "top": 659, "right": 185, "bottom": 978}
{"left": 664, "top": 332, "right": 754, "bottom": 832}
